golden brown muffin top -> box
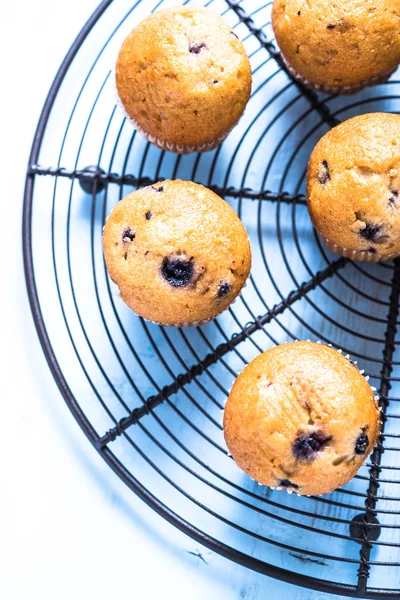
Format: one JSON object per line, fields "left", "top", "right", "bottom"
{"left": 116, "top": 6, "right": 252, "bottom": 148}
{"left": 307, "top": 113, "right": 400, "bottom": 257}
{"left": 102, "top": 180, "right": 252, "bottom": 326}
{"left": 224, "top": 341, "right": 380, "bottom": 496}
{"left": 272, "top": 0, "right": 400, "bottom": 89}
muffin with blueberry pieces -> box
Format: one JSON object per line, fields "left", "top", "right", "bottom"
{"left": 224, "top": 341, "right": 380, "bottom": 496}
{"left": 307, "top": 113, "right": 400, "bottom": 262}
{"left": 102, "top": 180, "right": 252, "bottom": 326}
{"left": 116, "top": 6, "right": 252, "bottom": 153}
{"left": 272, "top": 0, "right": 400, "bottom": 94}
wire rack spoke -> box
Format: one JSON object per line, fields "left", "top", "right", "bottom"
{"left": 28, "top": 164, "right": 307, "bottom": 205}
{"left": 96, "top": 256, "right": 347, "bottom": 449}
{"left": 29, "top": 164, "right": 157, "bottom": 189}
{"left": 225, "top": 0, "right": 340, "bottom": 129}
{"left": 357, "top": 258, "right": 400, "bottom": 594}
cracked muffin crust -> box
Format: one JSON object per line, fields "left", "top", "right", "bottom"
{"left": 102, "top": 180, "right": 252, "bottom": 326}
{"left": 307, "top": 113, "right": 400, "bottom": 262}
{"left": 271, "top": 0, "right": 400, "bottom": 93}
{"left": 223, "top": 341, "right": 380, "bottom": 496}
{"left": 116, "top": 6, "right": 252, "bottom": 153}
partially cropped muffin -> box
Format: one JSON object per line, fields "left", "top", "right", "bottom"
{"left": 272, "top": 0, "right": 400, "bottom": 93}
{"left": 224, "top": 341, "right": 380, "bottom": 496}
{"left": 103, "top": 180, "right": 251, "bottom": 326}
{"left": 116, "top": 6, "right": 252, "bottom": 153}
{"left": 307, "top": 113, "right": 400, "bottom": 262}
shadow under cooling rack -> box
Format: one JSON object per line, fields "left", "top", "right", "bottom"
{"left": 23, "top": 0, "right": 400, "bottom": 597}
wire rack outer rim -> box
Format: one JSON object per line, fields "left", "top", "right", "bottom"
{"left": 21, "top": 0, "right": 400, "bottom": 597}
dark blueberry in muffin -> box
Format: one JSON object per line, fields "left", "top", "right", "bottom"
{"left": 189, "top": 42, "right": 207, "bottom": 54}
{"left": 368, "top": 247, "right": 377, "bottom": 254}
{"left": 327, "top": 23, "right": 336, "bottom": 29}
{"left": 151, "top": 185, "right": 164, "bottom": 193}
{"left": 359, "top": 223, "right": 381, "bottom": 241}
{"left": 318, "top": 160, "right": 330, "bottom": 185}
{"left": 355, "top": 433, "right": 369, "bottom": 455}
{"left": 293, "top": 431, "right": 331, "bottom": 461}
{"left": 279, "top": 479, "right": 299, "bottom": 490}
{"left": 390, "top": 190, "right": 398, "bottom": 203}
{"left": 161, "top": 256, "right": 194, "bottom": 287}
{"left": 146, "top": 211, "right": 153, "bottom": 220}
{"left": 217, "top": 281, "right": 232, "bottom": 299}
{"left": 122, "top": 228, "right": 135, "bottom": 242}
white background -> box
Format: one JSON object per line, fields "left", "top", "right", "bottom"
{"left": 1, "top": 2, "right": 350, "bottom": 598}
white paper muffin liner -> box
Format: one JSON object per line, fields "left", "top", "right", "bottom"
{"left": 281, "top": 55, "right": 396, "bottom": 95}
{"left": 122, "top": 113, "right": 231, "bottom": 155}
{"left": 223, "top": 340, "right": 381, "bottom": 497}
{"left": 320, "top": 234, "right": 400, "bottom": 263}
{"left": 148, "top": 315, "right": 214, "bottom": 328}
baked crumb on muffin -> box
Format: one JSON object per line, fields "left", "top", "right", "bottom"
{"left": 307, "top": 113, "right": 400, "bottom": 262}
{"left": 116, "top": 6, "right": 252, "bottom": 153}
{"left": 224, "top": 341, "right": 380, "bottom": 496}
{"left": 102, "top": 180, "right": 252, "bottom": 326}
{"left": 272, "top": 0, "right": 400, "bottom": 93}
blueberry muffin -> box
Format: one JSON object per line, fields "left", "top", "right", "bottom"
{"left": 115, "top": 6, "right": 252, "bottom": 153}
{"left": 102, "top": 180, "right": 251, "bottom": 326}
{"left": 224, "top": 341, "right": 380, "bottom": 496}
{"left": 272, "top": 0, "right": 400, "bottom": 93}
{"left": 307, "top": 113, "right": 400, "bottom": 262}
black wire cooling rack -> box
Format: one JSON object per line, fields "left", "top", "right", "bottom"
{"left": 23, "top": 0, "right": 400, "bottom": 597}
